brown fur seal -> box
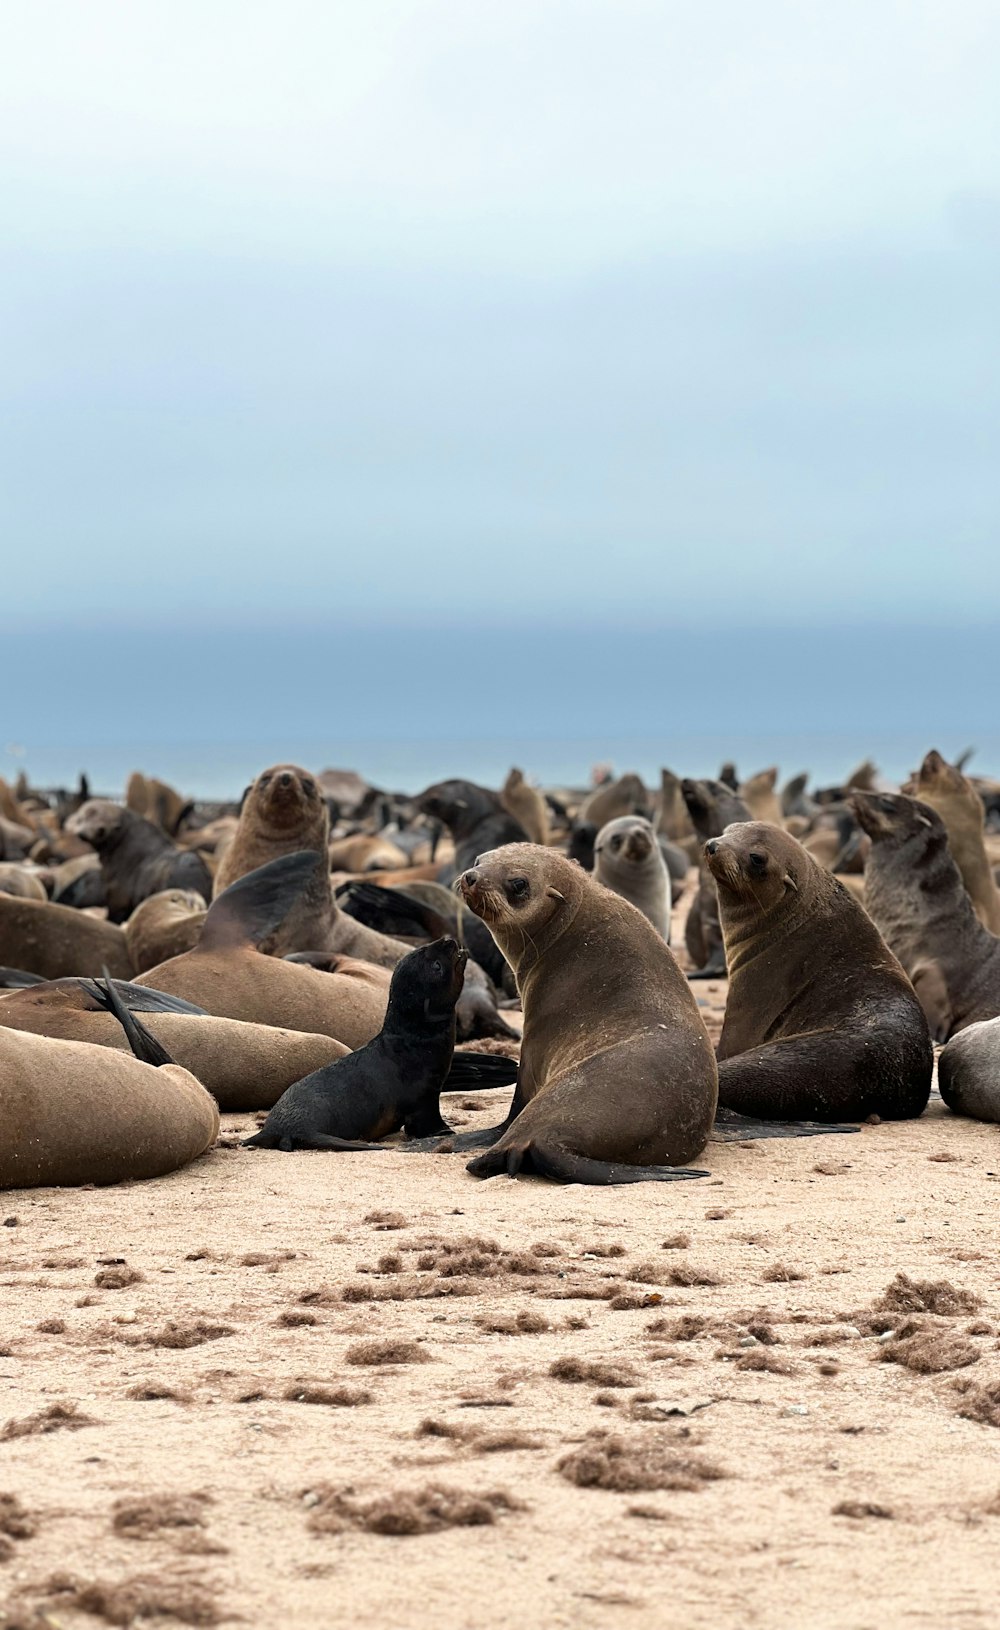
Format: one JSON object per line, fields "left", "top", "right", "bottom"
{"left": 124, "top": 889, "right": 208, "bottom": 973}
{"left": 681, "top": 778, "right": 751, "bottom": 978}
{"left": 0, "top": 1024, "right": 218, "bottom": 1189}
{"left": 738, "top": 768, "right": 783, "bottom": 825}
{"left": 852, "top": 792, "right": 1000, "bottom": 1040}
{"left": 708, "top": 821, "right": 932, "bottom": 1120}
{"left": 501, "top": 769, "right": 551, "bottom": 847}
{"left": 417, "top": 780, "right": 527, "bottom": 881}
{"left": 213, "top": 765, "right": 328, "bottom": 897}
{"left": 937, "top": 1019, "right": 1000, "bottom": 1123}
{"left": 0, "top": 980, "right": 350, "bottom": 1112}
{"left": 577, "top": 772, "right": 648, "bottom": 829}
{"left": 66, "top": 800, "right": 211, "bottom": 922}
{"left": 0, "top": 891, "right": 133, "bottom": 980}
{"left": 594, "top": 816, "right": 671, "bottom": 939}
{"left": 0, "top": 864, "right": 47, "bottom": 902}
{"left": 656, "top": 769, "right": 695, "bottom": 844}
{"left": 457, "top": 844, "right": 717, "bottom": 1183}
{"left": 907, "top": 750, "right": 1000, "bottom": 934}
{"left": 135, "top": 852, "right": 389, "bottom": 1046}
{"left": 49, "top": 852, "right": 104, "bottom": 909}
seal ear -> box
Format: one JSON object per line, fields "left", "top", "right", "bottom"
{"left": 916, "top": 813, "right": 932, "bottom": 828}
{"left": 545, "top": 887, "right": 564, "bottom": 901}
{"left": 782, "top": 873, "right": 798, "bottom": 892}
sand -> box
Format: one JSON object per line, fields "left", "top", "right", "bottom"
{"left": 2, "top": 906, "right": 1000, "bottom": 1628}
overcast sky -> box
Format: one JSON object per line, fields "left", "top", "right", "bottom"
{"left": 2, "top": 0, "right": 998, "bottom": 631}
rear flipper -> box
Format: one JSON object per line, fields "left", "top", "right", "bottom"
{"left": 0, "top": 967, "right": 46, "bottom": 989}
{"left": 83, "top": 978, "right": 206, "bottom": 1016}
{"left": 711, "top": 1109, "right": 858, "bottom": 1141}
{"left": 467, "top": 1139, "right": 709, "bottom": 1185}
{"left": 688, "top": 954, "right": 727, "bottom": 981}
{"left": 243, "top": 1130, "right": 387, "bottom": 1151}
{"left": 99, "top": 969, "right": 175, "bottom": 1068}
{"left": 402, "top": 1122, "right": 509, "bottom": 1153}
{"left": 441, "top": 1052, "right": 519, "bottom": 1091}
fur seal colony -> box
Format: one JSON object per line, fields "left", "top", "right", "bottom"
{"left": 1, "top": 747, "right": 999, "bottom": 1191}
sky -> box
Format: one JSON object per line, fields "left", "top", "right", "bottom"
{"left": 1, "top": 2, "right": 998, "bottom": 779}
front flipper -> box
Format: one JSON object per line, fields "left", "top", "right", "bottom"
{"left": 403, "top": 1098, "right": 453, "bottom": 1138}
{"left": 687, "top": 953, "right": 727, "bottom": 981}
{"left": 402, "top": 1122, "right": 507, "bottom": 1153}
{"left": 441, "top": 1052, "right": 519, "bottom": 1091}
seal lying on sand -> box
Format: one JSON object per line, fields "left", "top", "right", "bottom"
{"left": 456, "top": 845, "right": 717, "bottom": 1184}
{"left": 594, "top": 816, "right": 671, "bottom": 939}
{"left": 0, "top": 1018, "right": 218, "bottom": 1190}
{"left": 243, "top": 938, "right": 516, "bottom": 1150}
{"left": 0, "top": 891, "right": 133, "bottom": 981}
{"left": 852, "top": 791, "right": 1000, "bottom": 1040}
{"left": 708, "top": 822, "right": 932, "bottom": 1121}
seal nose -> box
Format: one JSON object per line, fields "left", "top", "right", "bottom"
{"left": 462, "top": 868, "right": 479, "bottom": 890}
{"left": 279, "top": 772, "right": 293, "bottom": 787}
{"left": 706, "top": 839, "right": 719, "bottom": 855}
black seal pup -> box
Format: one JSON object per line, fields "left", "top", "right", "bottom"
{"left": 243, "top": 938, "right": 514, "bottom": 1150}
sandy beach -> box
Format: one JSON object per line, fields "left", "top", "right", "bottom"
{"left": 2, "top": 893, "right": 999, "bottom": 1630}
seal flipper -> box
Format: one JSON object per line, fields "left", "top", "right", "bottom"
{"left": 199, "top": 850, "right": 324, "bottom": 952}
{"left": 339, "top": 880, "right": 450, "bottom": 940}
{"left": 710, "top": 1111, "right": 858, "bottom": 1142}
{"left": 81, "top": 979, "right": 207, "bottom": 1016}
{"left": 467, "top": 1139, "right": 710, "bottom": 1185}
{"left": 441, "top": 1052, "right": 519, "bottom": 1091}
{"left": 403, "top": 1101, "right": 453, "bottom": 1138}
{"left": 688, "top": 953, "right": 727, "bottom": 981}
{"left": 99, "top": 967, "right": 175, "bottom": 1068}
{"left": 0, "top": 967, "right": 46, "bottom": 989}
{"left": 243, "top": 1128, "right": 386, "bottom": 1151}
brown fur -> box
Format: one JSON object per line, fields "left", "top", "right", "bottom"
{"left": 909, "top": 750, "right": 1000, "bottom": 934}
{"left": 0, "top": 863, "right": 47, "bottom": 901}
{"left": 577, "top": 773, "right": 648, "bottom": 828}
{"left": 0, "top": 892, "right": 133, "bottom": 980}
{"left": 327, "top": 834, "right": 409, "bottom": 872}
{"left": 738, "top": 767, "right": 783, "bottom": 825}
{"left": 710, "top": 822, "right": 932, "bottom": 1120}
{"left": 124, "top": 890, "right": 207, "bottom": 972}
{"left": 501, "top": 769, "right": 551, "bottom": 846}
{"left": 460, "top": 844, "right": 717, "bottom": 1181}
{"left": 213, "top": 765, "right": 328, "bottom": 897}
{"left": 0, "top": 1026, "right": 218, "bottom": 1189}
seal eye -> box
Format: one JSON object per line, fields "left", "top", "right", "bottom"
{"left": 747, "top": 851, "right": 768, "bottom": 874}
{"left": 611, "top": 836, "right": 622, "bottom": 851}
{"left": 301, "top": 779, "right": 315, "bottom": 795}
{"left": 432, "top": 961, "right": 442, "bottom": 976}
{"left": 506, "top": 876, "right": 530, "bottom": 903}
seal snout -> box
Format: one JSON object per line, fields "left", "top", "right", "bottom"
{"left": 705, "top": 839, "right": 720, "bottom": 855}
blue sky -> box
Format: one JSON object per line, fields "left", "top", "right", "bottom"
{"left": 2, "top": 0, "right": 998, "bottom": 638}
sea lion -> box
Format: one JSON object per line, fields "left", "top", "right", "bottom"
{"left": 212, "top": 765, "right": 329, "bottom": 897}
{"left": 937, "top": 1019, "right": 1000, "bottom": 1123}
{"left": 124, "top": 889, "right": 207, "bottom": 973}
{"left": 0, "top": 1023, "right": 218, "bottom": 1190}
{"left": 708, "top": 821, "right": 932, "bottom": 1120}
{"left": 0, "top": 864, "right": 47, "bottom": 902}
{"left": 244, "top": 938, "right": 482, "bottom": 1149}
{"left": 852, "top": 792, "right": 1000, "bottom": 1040}
{"left": 594, "top": 816, "right": 671, "bottom": 939}
{"left": 0, "top": 891, "right": 133, "bottom": 980}
{"left": 738, "top": 768, "right": 783, "bottom": 825}
{"left": 417, "top": 780, "right": 528, "bottom": 881}
{"left": 66, "top": 800, "right": 211, "bottom": 923}
{"left": 577, "top": 772, "right": 648, "bottom": 830}
{"left": 681, "top": 778, "right": 751, "bottom": 978}
{"left": 0, "top": 978, "right": 352, "bottom": 1112}
{"left": 656, "top": 769, "right": 695, "bottom": 844}
{"left": 501, "top": 769, "right": 551, "bottom": 847}
{"left": 135, "top": 852, "right": 390, "bottom": 1047}
{"left": 456, "top": 844, "right": 717, "bottom": 1183}
{"left": 908, "top": 750, "right": 1000, "bottom": 934}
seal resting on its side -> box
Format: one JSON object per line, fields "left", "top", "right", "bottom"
{"left": 0, "top": 891, "right": 133, "bottom": 980}
{"left": 707, "top": 822, "right": 932, "bottom": 1121}
{"left": 457, "top": 844, "right": 717, "bottom": 1183}
{"left": 594, "top": 816, "right": 671, "bottom": 939}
